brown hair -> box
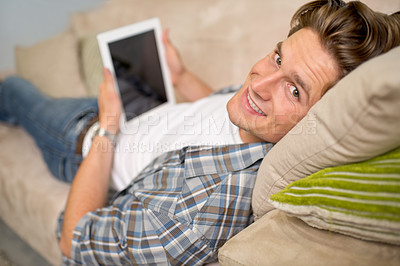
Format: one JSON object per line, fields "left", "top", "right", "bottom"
{"left": 289, "top": 0, "right": 400, "bottom": 78}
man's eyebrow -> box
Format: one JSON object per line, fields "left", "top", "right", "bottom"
{"left": 294, "top": 73, "right": 310, "bottom": 97}
{"left": 276, "top": 42, "right": 283, "bottom": 57}
{"left": 277, "top": 41, "right": 310, "bottom": 97}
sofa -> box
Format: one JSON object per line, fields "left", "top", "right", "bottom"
{"left": 1, "top": 0, "right": 399, "bottom": 265}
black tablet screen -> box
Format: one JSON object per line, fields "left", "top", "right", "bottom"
{"left": 109, "top": 30, "right": 167, "bottom": 121}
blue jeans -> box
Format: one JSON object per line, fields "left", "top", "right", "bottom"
{"left": 0, "top": 76, "right": 98, "bottom": 183}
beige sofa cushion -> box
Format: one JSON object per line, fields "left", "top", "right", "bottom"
{"left": 252, "top": 45, "right": 400, "bottom": 219}
{"left": 15, "top": 30, "right": 88, "bottom": 98}
{"left": 218, "top": 209, "right": 400, "bottom": 266}
{"left": 0, "top": 125, "right": 69, "bottom": 265}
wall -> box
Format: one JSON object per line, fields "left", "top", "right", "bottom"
{"left": 0, "top": 0, "right": 106, "bottom": 72}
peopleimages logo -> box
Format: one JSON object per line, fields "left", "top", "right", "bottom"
{"left": 118, "top": 112, "right": 240, "bottom": 136}
{"left": 100, "top": 110, "right": 317, "bottom": 139}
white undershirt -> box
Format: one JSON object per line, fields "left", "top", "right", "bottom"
{"left": 111, "top": 92, "right": 242, "bottom": 190}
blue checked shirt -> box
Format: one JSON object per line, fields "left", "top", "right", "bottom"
{"left": 58, "top": 141, "right": 272, "bottom": 265}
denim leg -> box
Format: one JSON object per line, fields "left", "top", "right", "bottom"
{"left": 0, "top": 76, "right": 98, "bottom": 182}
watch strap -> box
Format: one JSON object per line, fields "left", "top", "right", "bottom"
{"left": 81, "top": 121, "right": 117, "bottom": 158}
{"left": 96, "top": 126, "right": 117, "bottom": 146}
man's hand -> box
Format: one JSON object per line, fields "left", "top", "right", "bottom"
{"left": 162, "top": 29, "right": 213, "bottom": 102}
{"left": 162, "top": 29, "right": 186, "bottom": 87}
{"left": 98, "top": 68, "right": 121, "bottom": 134}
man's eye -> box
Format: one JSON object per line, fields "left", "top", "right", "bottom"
{"left": 289, "top": 85, "right": 299, "bottom": 98}
{"left": 274, "top": 54, "right": 282, "bottom": 67}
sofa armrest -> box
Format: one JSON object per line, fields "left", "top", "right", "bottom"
{"left": 218, "top": 210, "right": 400, "bottom": 266}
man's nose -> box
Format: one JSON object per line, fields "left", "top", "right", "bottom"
{"left": 250, "top": 72, "right": 281, "bottom": 101}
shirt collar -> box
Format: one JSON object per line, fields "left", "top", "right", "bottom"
{"left": 183, "top": 142, "right": 273, "bottom": 177}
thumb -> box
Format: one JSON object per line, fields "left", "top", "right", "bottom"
{"left": 103, "top": 68, "right": 114, "bottom": 84}
{"left": 162, "top": 29, "right": 172, "bottom": 46}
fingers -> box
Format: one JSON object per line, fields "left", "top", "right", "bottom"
{"left": 100, "top": 68, "right": 118, "bottom": 98}
{"left": 162, "top": 29, "right": 170, "bottom": 45}
{"left": 98, "top": 68, "right": 121, "bottom": 134}
{"left": 100, "top": 68, "right": 116, "bottom": 95}
{"left": 102, "top": 68, "right": 113, "bottom": 86}
{"left": 163, "top": 29, "right": 176, "bottom": 52}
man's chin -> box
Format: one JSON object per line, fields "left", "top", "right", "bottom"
{"left": 238, "top": 128, "right": 267, "bottom": 143}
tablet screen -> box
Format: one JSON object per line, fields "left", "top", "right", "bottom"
{"left": 109, "top": 30, "right": 167, "bottom": 121}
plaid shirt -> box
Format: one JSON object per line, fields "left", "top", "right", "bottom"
{"left": 58, "top": 142, "right": 272, "bottom": 265}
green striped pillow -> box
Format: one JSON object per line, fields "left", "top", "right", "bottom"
{"left": 269, "top": 147, "right": 400, "bottom": 245}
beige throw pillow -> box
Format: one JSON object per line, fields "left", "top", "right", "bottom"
{"left": 79, "top": 35, "right": 103, "bottom": 97}
{"left": 15, "top": 30, "right": 88, "bottom": 98}
{"left": 252, "top": 46, "right": 400, "bottom": 220}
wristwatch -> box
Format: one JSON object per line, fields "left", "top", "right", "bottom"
{"left": 95, "top": 126, "right": 117, "bottom": 146}
{"left": 81, "top": 122, "right": 117, "bottom": 158}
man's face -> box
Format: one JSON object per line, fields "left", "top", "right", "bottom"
{"left": 227, "top": 28, "right": 340, "bottom": 143}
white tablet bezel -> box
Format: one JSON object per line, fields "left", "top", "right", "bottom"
{"left": 97, "top": 17, "right": 175, "bottom": 128}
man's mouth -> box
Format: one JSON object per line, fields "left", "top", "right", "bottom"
{"left": 247, "top": 93, "right": 266, "bottom": 116}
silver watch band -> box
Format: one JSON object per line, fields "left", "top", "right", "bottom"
{"left": 95, "top": 126, "right": 116, "bottom": 145}
{"left": 81, "top": 122, "right": 117, "bottom": 158}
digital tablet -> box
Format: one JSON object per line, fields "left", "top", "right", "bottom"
{"left": 97, "top": 18, "right": 175, "bottom": 127}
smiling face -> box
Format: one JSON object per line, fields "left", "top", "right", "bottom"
{"left": 227, "top": 28, "right": 340, "bottom": 143}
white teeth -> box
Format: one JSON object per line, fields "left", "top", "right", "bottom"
{"left": 247, "top": 93, "right": 266, "bottom": 116}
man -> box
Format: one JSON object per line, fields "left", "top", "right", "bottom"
{"left": 0, "top": 0, "right": 399, "bottom": 264}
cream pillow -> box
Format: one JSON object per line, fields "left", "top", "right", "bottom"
{"left": 79, "top": 35, "right": 103, "bottom": 97}
{"left": 252, "top": 46, "right": 400, "bottom": 219}
{"left": 15, "top": 30, "right": 88, "bottom": 98}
